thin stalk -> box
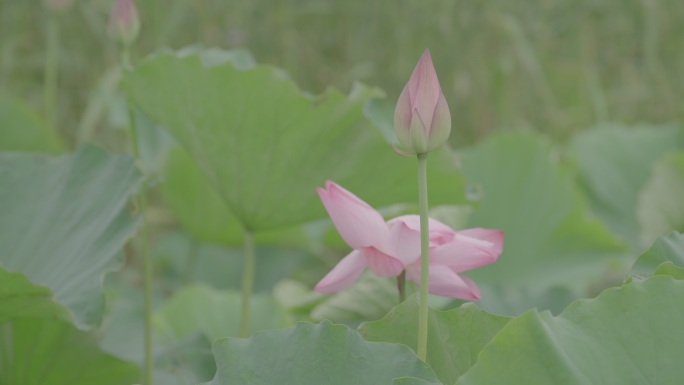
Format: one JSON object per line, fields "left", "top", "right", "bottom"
{"left": 397, "top": 270, "right": 406, "bottom": 303}
{"left": 126, "top": 104, "right": 153, "bottom": 385}
{"left": 122, "top": 46, "right": 152, "bottom": 384}
{"left": 416, "top": 152, "right": 430, "bottom": 361}
{"left": 44, "top": 13, "right": 59, "bottom": 124}
{"left": 240, "top": 230, "right": 256, "bottom": 338}
{"left": 121, "top": 49, "right": 131, "bottom": 69}
{"left": 140, "top": 184, "right": 153, "bottom": 385}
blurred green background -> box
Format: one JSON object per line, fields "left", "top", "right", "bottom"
{"left": 3, "top": 0, "right": 683, "bottom": 147}
{"left": 3, "top": 1, "right": 684, "bottom": 383}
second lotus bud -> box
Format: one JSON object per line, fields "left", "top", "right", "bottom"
{"left": 108, "top": 0, "right": 140, "bottom": 46}
{"left": 394, "top": 49, "right": 451, "bottom": 154}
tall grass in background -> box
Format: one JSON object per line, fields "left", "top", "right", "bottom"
{"left": 1, "top": 0, "right": 682, "bottom": 146}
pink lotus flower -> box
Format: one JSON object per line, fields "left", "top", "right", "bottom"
{"left": 394, "top": 49, "right": 451, "bottom": 154}
{"left": 108, "top": 0, "right": 140, "bottom": 46}
{"left": 315, "top": 181, "right": 503, "bottom": 300}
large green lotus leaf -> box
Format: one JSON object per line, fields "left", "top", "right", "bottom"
{"left": 0, "top": 145, "right": 141, "bottom": 327}
{"left": 160, "top": 147, "right": 308, "bottom": 246}
{"left": 1, "top": 318, "right": 141, "bottom": 385}
{"left": 160, "top": 147, "right": 244, "bottom": 244}
{"left": 654, "top": 262, "right": 684, "bottom": 280}
{"left": 154, "top": 284, "right": 292, "bottom": 341}
{"left": 637, "top": 152, "right": 684, "bottom": 245}
{"left": 631, "top": 232, "right": 684, "bottom": 279}
{"left": 124, "top": 49, "right": 466, "bottom": 231}
{"left": 359, "top": 295, "right": 511, "bottom": 385}
{"left": 0, "top": 267, "right": 70, "bottom": 322}
{"left": 462, "top": 133, "right": 627, "bottom": 291}
{"left": 0, "top": 96, "right": 63, "bottom": 153}
{"left": 472, "top": 285, "right": 577, "bottom": 317}
{"left": 570, "top": 124, "right": 684, "bottom": 249}
{"left": 204, "top": 321, "right": 439, "bottom": 385}
{"left": 0, "top": 267, "right": 140, "bottom": 385}
{"left": 456, "top": 275, "right": 684, "bottom": 385}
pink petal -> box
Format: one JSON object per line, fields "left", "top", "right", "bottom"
{"left": 411, "top": 264, "right": 481, "bottom": 300}
{"left": 409, "top": 110, "right": 429, "bottom": 153}
{"left": 425, "top": 92, "right": 451, "bottom": 152}
{"left": 388, "top": 215, "right": 455, "bottom": 244}
{"left": 361, "top": 246, "right": 404, "bottom": 277}
{"left": 318, "top": 181, "right": 390, "bottom": 250}
{"left": 315, "top": 250, "right": 366, "bottom": 293}
{"left": 456, "top": 228, "right": 504, "bottom": 255}
{"left": 407, "top": 50, "right": 441, "bottom": 130}
{"left": 387, "top": 220, "right": 422, "bottom": 265}
{"left": 430, "top": 230, "right": 502, "bottom": 273}
{"left": 394, "top": 84, "right": 413, "bottom": 146}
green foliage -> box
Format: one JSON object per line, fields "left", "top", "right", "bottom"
{"left": 456, "top": 275, "right": 684, "bottom": 384}
{"left": 653, "top": 261, "right": 684, "bottom": 280}
{"left": 0, "top": 267, "right": 69, "bottom": 322}
{"left": 571, "top": 124, "right": 684, "bottom": 249}
{"left": 204, "top": 321, "right": 439, "bottom": 385}
{"left": 0, "top": 267, "right": 140, "bottom": 385}
{"left": 0, "top": 145, "right": 141, "bottom": 328}
{"left": 631, "top": 232, "right": 684, "bottom": 279}
{"left": 0, "top": 97, "right": 63, "bottom": 153}
{"left": 154, "top": 284, "right": 292, "bottom": 341}
{"left": 7, "top": 1, "right": 684, "bottom": 144}
{"left": 461, "top": 133, "right": 627, "bottom": 295}
{"left": 309, "top": 272, "right": 398, "bottom": 324}
{"left": 393, "top": 379, "right": 442, "bottom": 385}
{"left": 124, "top": 49, "right": 466, "bottom": 231}
{"left": 637, "top": 152, "right": 684, "bottom": 245}
{"left": 152, "top": 231, "right": 312, "bottom": 292}
{"left": 5, "top": 3, "right": 684, "bottom": 382}
{"left": 1, "top": 318, "right": 141, "bottom": 385}
{"left": 160, "top": 147, "right": 243, "bottom": 244}
{"left": 160, "top": 147, "right": 308, "bottom": 246}
{"left": 359, "top": 295, "right": 511, "bottom": 385}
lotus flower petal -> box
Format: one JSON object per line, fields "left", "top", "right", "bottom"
{"left": 387, "top": 220, "right": 422, "bottom": 265}
{"left": 408, "top": 263, "right": 481, "bottom": 300}
{"left": 430, "top": 229, "right": 503, "bottom": 272}
{"left": 408, "top": 50, "right": 441, "bottom": 127}
{"left": 362, "top": 246, "right": 405, "bottom": 277}
{"left": 426, "top": 93, "right": 451, "bottom": 152}
{"left": 388, "top": 215, "right": 455, "bottom": 244}
{"left": 315, "top": 250, "right": 366, "bottom": 293}
{"left": 318, "top": 181, "right": 390, "bottom": 250}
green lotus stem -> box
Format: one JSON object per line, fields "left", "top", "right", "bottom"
{"left": 121, "top": 49, "right": 131, "bottom": 69}
{"left": 126, "top": 104, "right": 153, "bottom": 385}
{"left": 123, "top": 48, "right": 152, "bottom": 384}
{"left": 397, "top": 270, "right": 406, "bottom": 303}
{"left": 239, "top": 230, "right": 256, "bottom": 338}
{"left": 416, "top": 152, "right": 430, "bottom": 361}
{"left": 44, "top": 14, "right": 59, "bottom": 124}
{"left": 140, "top": 182, "right": 153, "bottom": 385}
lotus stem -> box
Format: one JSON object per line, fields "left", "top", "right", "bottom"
{"left": 44, "top": 13, "right": 59, "bottom": 124}
{"left": 239, "top": 230, "right": 256, "bottom": 338}
{"left": 417, "top": 152, "right": 430, "bottom": 361}
{"left": 397, "top": 270, "right": 406, "bottom": 303}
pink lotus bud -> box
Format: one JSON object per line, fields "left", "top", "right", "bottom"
{"left": 394, "top": 49, "right": 451, "bottom": 154}
{"left": 43, "top": 0, "right": 73, "bottom": 11}
{"left": 108, "top": 0, "right": 140, "bottom": 46}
